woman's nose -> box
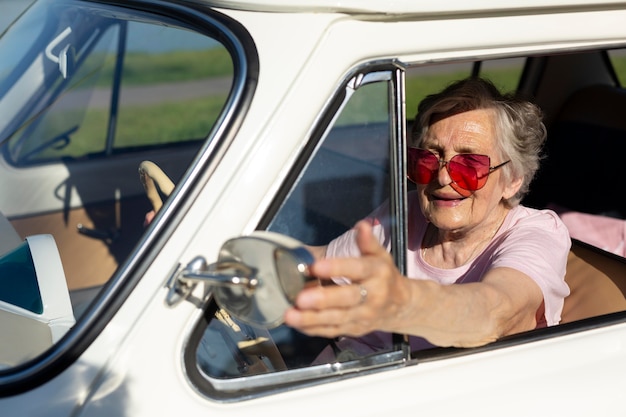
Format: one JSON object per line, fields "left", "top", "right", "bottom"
{"left": 436, "top": 161, "right": 453, "bottom": 186}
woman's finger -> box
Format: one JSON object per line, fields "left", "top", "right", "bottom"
{"left": 354, "top": 220, "right": 390, "bottom": 258}
{"left": 294, "top": 281, "right": 370, "bottom": 309}
{"left": 284, "top": 297, "right": 375, "bottom": 337}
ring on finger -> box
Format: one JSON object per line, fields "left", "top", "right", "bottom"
{"left": 357, "top": 284, "right": 368, "bottom": 305}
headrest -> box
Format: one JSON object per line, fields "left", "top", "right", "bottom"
{"left": 555, "top": 85, "right": 626, "bottom": 131}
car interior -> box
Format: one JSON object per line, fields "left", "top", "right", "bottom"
{"left": 521, "top": 51, "right": 626, "bottom": 323}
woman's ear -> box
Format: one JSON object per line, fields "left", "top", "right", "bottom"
{"left": 503, "top": 176, "right": 523, "bottom": 200}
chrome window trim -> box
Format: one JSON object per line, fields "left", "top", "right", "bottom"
{"left": 202, "top": 348, "right": 409, "bottom": 393}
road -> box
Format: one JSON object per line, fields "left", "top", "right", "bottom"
{"left": 55, "top": 76, "right": 233, "bottom": 110}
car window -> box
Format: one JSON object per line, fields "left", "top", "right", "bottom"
{"left": 186, "top": 59, "right": 539, "bottom": 400}
{"left": 405, "top": 64, "right": 472, "bottom": 122}
{"left": 404, "top": 57, "right": 524, "bottom": 122}
{"left": 268, "top": 78, "right": 391, "bottom": 244}
{"left": 0, "top": 0, "right": 33, "bottom": 33}
{"left": 1, "top": 11, "right": 230, "bottom": 165}
{"left": 0, "top": 0, "right": 239, "bottom": 370}
{"left": 185, "top": 51, "right": 626, "bottom": 401}
{"left": 186, "top": 69, "right": 409, "bottom": 400}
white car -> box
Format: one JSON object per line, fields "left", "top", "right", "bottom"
{"left": 2, "top": 0, "right": 626, "bottom": 415}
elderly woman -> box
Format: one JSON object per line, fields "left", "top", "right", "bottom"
{"left": 284, "top": 77, "right": 571, "bottom": 351}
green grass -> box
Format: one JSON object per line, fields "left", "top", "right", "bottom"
{"left": 611, "top": 54, "right": 626, "bottom": 85}
{"left": 118, "top": 98, "right": 224, "bottom": 144}
{"left": 405, "top": 69, "right": 471, "bottom": 119}
{"left": 27, "top": 95, "right": 226, "bottom": 160}
{"left": 100, "top": 48, "right": 233, "bottom": 86}
{"left": 17, "top": 48, "right": 233, "bottom": 161}
{"left": 24, "top": 54, "right": 626, "bottom": 162}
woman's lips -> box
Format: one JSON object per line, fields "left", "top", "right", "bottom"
{"left": 430, "top": 192, "right": 466, "bottom": 206}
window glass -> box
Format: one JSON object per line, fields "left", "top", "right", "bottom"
{"left": 5, "top": 23, "right": 120, "bottom": 162}
{"left": 190, "top": 72, "right": 401, "bottom": 397}
{"left": 113, "top": 23, "right": 231, "bottom": 150}
{"left": 608, "top": 49, "right": 626, "bottom": 86}
{"left": 405, "top": 63, "right": 472, "bottom": 121}
{"left": 269, "top": 79, "right": 391, "bottom": 244}
{"left": 0, "top": 5, "right": 232, "bottom": 165}
{"left": 480, "top": 57, "right": 525, "bottom": 93}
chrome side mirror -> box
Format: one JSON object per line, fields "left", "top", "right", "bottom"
{"left": 167, "top": 231, "right": 315, "bottom": 328}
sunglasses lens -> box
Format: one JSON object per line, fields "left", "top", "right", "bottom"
{"left": 408, "top": 148, "right": 439, "bottom": 184}
{"left": 407, "top": 149, "right": 493, "bottom": 191}
{"left": 449, "top": 154, "right": 491, "bottom": 191}
{"left": 447, "top": 159, "right": 479, "bottom": 190}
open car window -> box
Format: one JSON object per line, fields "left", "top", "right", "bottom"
{"left": 185, "top": 69, "right": 410, "bottom": 400}
{"left": 185, "top": 50, "right": 626, "bottom": 400}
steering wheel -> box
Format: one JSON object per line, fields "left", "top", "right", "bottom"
{"left": 138, "top": 160, "right": 175, "bottom": 213}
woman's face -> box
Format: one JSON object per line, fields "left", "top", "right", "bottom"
{"left": 416, "top": 108, "right": 521, "bottom": 234}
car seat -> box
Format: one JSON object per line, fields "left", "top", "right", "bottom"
{"left": 0, "top": 234, "right": 76, "bottom": 368}
{"left": 561, "top": 239, "right": 626, "bottom": 323}
{"left": 527, "top": 84, "right": 626, "bottom": 218}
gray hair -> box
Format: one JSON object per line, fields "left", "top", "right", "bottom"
{"left": 411, "top": 77, "right": 546, "bottom": 207}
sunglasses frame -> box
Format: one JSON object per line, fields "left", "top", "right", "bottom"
{"left": 407, "top": 147, "right": 510, "bottom": 193}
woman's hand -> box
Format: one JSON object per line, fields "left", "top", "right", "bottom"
{"left": 144, "top": 210, "right": 156, "bottom": 227}
{"left": 284, "top": 220, "right": 410, "bottom": 338}
{"left": 284, "top": 220, "right": 543, "bottom": 347}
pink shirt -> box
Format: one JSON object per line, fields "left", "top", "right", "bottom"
{"left": 323, "top": 191, "right": 571, "bottom": 353}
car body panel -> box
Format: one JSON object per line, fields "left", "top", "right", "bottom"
{"left": 1, "top": 0, "right": 626, "bottom": 415}
{"left": 190, "top": 0, "right": 626, "bottom": 15}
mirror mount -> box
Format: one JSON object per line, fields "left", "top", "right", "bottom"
{"left": 165, "top": 257, "right": 259, "bottom": 308}
{"left": 165, "top": 232, "right": 315, "bottom": 329}
{"left": 180, "top": 257, "right": 259, "bottom": 291}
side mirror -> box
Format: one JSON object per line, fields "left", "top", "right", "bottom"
{"left": 167, "top": 231, "right": 315, "bottom": 328}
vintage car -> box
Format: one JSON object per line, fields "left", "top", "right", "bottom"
{"left": 1, "top": 0, "right": 626, "bottom": 414}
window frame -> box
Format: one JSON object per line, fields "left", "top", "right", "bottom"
{"left": 185, "top": 48, "right": 626, "bottom": 402}
{"left": 183, "top": 63, "right": 412, "bottom": 402}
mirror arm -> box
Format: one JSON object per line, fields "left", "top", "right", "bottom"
{"left": 180, "top": 257, "right": 259, "bottom": 290}
{"left": 165, "top": 256, "right": 258, "bottom": 307}
{"left": 166, "top": 232, "right": 312, "bottom": 327}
